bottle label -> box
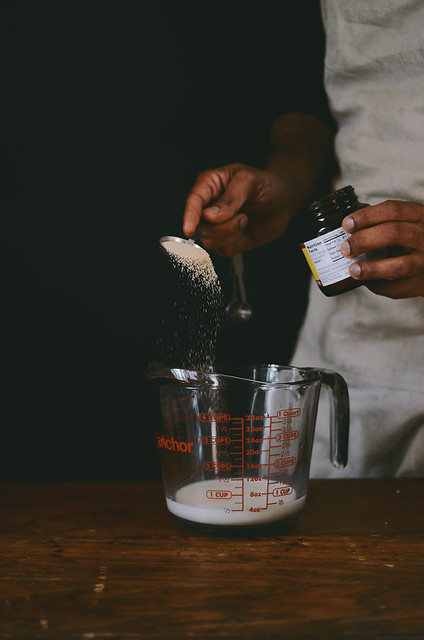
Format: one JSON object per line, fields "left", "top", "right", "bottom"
{"left": 300, "top": 227, "right": 360, "bottom": 287}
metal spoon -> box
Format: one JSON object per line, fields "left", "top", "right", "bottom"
{"left": 159, "top": 235, "right": 202, "bottom": 253}
{"left": 225, "top": 254, "right": 252, "bottom": 322}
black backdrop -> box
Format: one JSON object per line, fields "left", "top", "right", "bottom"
{"left": 1, "top": 0, "right": 326, "bottom": 481}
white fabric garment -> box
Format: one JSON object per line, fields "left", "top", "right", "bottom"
{"left": 291, "top": 0, "right": 424, "bottom": 477}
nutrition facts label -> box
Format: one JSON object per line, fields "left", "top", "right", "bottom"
{"left": 301, "top": 227, "right": 356, "bottom": 287}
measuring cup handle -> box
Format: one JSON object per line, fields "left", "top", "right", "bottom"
{"left": 319, "top": 370, "right": 349, "bottom": 469}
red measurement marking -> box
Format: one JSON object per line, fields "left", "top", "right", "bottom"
{"left": 199, "top": 413, "right": 230, "bottom": 422}
{"left": 276, "top": 408, "right": 301, "bottom": 418}
{"left": 274, "top": 456, "right": 296, "bottom": 468}
{"left": 275, "top": 431, "right": 298, "bottom": 442}
{"left": 201, "top": 435, "right": 232, "bottom": 445}
{"left": 203, "top": 461, "right": 232, "bottom": 471}
{"left": 206, "top": 490, "right": 232, "bottom": 500}
{"left": 272, "top": 486, "right": 293, "bottom": 497}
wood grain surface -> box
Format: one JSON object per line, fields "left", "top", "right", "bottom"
{"left": 0, "top": 479, "right": 423, "bottom": 639}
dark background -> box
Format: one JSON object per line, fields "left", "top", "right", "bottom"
{"left": 1, "top": 0, "right": 327, "bottom": 481}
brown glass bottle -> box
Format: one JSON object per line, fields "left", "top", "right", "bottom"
{"left": 299, "top": 185, "right": 368, "bottom": 297}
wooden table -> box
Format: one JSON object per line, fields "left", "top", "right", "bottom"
{"left": 0, "top": 480, "right": 423, "bottom": 639}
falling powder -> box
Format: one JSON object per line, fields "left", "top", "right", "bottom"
{"left": 159, "top": 239, "right": 223, "bottom": 371}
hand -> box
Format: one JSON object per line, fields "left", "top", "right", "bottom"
{"left": 182, "top": 113, "right": 335, "bottom": 257}
{"left": 182, "top": 163, "right": 295, "bottom": 257}
{"left": 340, "top": 200, "right": 424, "bottom": 298}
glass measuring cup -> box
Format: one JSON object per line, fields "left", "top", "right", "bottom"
{"left": 147, "top": 363, "right": 349, "bottom": 535}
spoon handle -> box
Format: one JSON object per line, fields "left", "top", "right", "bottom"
{"left": 232, "top": 254, "right": 248, "bottom": 304}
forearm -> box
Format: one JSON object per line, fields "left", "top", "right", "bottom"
{"left": 266, "top": 112, "right": 336, "bottom": 213}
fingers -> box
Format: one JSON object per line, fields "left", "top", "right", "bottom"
{"left": 341, "top": 220, "right": 420, "bottom": 258}
{"left": 347, "top": 253, "right": 424, "bottom": 298}
{"left": 340, "top": 200, "right": 424, "bottom": 258}
{"left": 342, "top": 200, "right": 422, "bottom": 232}
{"left": 343, "top": 237, "right": 424, "bottom": 297}
{"left": 341, "top": 200, "right": 423, "bottom": 260}
{"left": 339, "top": 200, "right": 424, "bottom": 297}
{"left": 199, "top": 213, "right": 249, "bottom": 255}
{"left": 182, "top": 165, "right": 269, "bottom": 256}
{"left": 183, "top": 171, "right": 222, "bottom": 238}
{"left": 182, "top": 164, "right": 252, "bottom": 238}
{"left": 341, "top": 200, "right": 424, "bottom": 255}
{"left": 196, "top": 170, "right": 257, "bottom": 249}
{"left": 365, "top": 275, "right": 424, "bottom": 299}
{"left": 348, "top": 251, "right": 423, "bottom": 281}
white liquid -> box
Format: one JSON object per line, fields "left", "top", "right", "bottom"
{"left": 166, "top": 478, "right": 306, "bottom": 526}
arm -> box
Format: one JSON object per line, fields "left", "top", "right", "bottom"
{"left": 183, "top": 112, "right": 335, "bottom": 257}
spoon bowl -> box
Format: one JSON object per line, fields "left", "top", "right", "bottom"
{"left": 159, "top": 235, "right": 202, "bottom": 252}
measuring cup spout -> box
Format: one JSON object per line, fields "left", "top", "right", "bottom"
{"left": 146, "top": 362, "right": 218, "bottom": 386}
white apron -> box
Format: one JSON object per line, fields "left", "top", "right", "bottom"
{"left": 291, "top": 0, "right": 424, "bottom": 477}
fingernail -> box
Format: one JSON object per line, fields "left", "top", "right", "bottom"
{"left": 350, "top": 263, "right": 362, "bottom": 279}
{"left": 239, "top": 215, "right": 248, "bottom": 229}
{"left": 343, "top": 216, "right": 355, "bottom": 232}
{"left": 340, "top": 240, "right": 351, "bottom": 257}
{"left": 204, "top": 206, "right": 219, "bottom": 215}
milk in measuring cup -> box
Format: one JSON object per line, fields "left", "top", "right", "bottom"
{"left": 167, "top": 478, "right": 306, "bottom": 527}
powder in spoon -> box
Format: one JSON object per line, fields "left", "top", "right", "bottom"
{"left": 161, "top": 240, "right": 219, "bottom": 287}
